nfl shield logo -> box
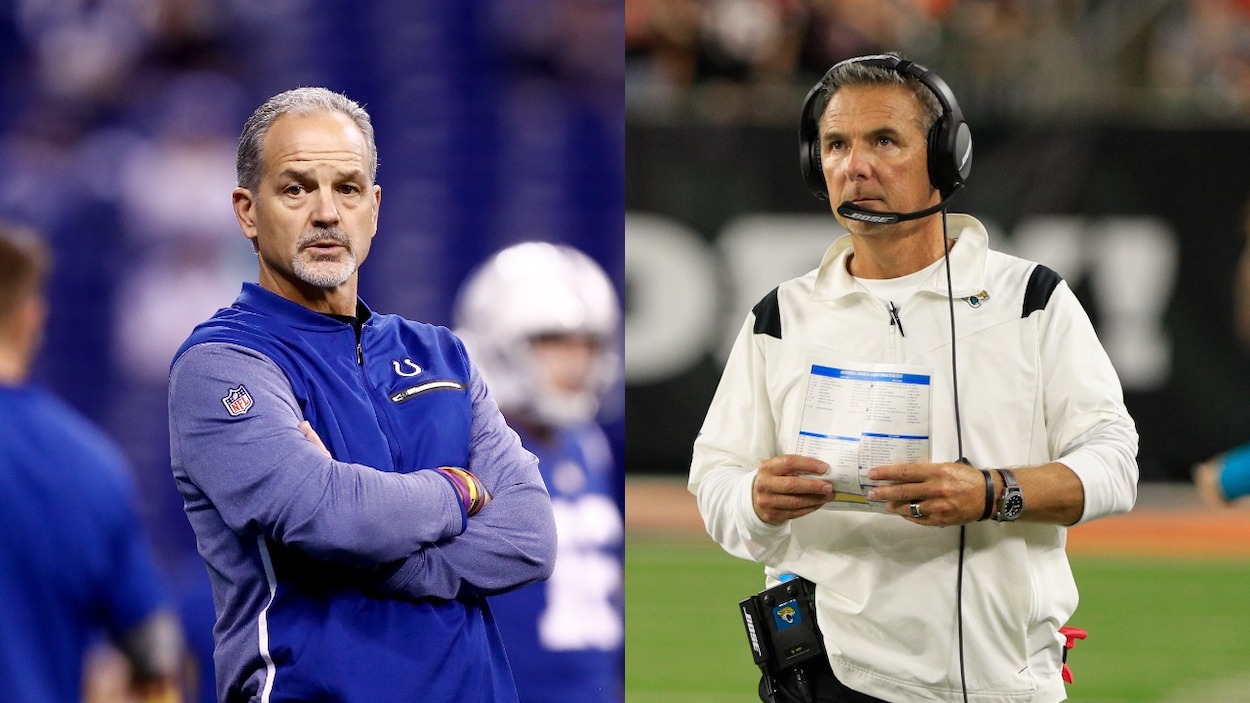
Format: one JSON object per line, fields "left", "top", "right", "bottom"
{"left": 221, "top": 385, "right": 254, "bottom": 416}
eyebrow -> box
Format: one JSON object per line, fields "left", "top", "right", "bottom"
{"left": 822, "top": 125, "right": 904, "bottom": 144}
{"left": 277, "top": 166, "right": 367, "bottom": 182}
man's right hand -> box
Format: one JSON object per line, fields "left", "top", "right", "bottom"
{"left": 299, "top": 420, "right": 332, "bottom": 458}
{"left": 752, "top": 454, "right": 835, "bottom": 524}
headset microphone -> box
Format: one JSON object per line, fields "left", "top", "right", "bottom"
{"left": 836, "top": 183, "right": 964, "bottom": 225}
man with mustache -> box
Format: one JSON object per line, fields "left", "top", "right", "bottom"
{"left": 168, "top": 88, "right": 556, "bottom": 703}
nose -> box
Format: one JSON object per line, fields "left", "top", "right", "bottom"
{"left": 841, "top": 142, "right": 872, "bottom": 183}
{"left": 312, "top": 188, "right": 341, "bottom": 227}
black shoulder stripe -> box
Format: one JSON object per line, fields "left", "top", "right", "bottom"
{"left": 752, "top": 287, "right": 782, "bottom": 339}
{"left": 1022, "top": 264, "right": 1062, "bottom": 318}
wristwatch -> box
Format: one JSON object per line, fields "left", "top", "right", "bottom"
{"left": 993, "top": 468, "right": 1024, "bottom": 522}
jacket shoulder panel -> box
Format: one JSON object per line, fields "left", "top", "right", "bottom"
{"left": 1021, "top": 264, "right": 1063, "bottom": 318}
{"left": 752, "top": 287, "right": 782, "bottom": 339}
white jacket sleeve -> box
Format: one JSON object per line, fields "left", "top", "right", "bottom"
{"left": 1039, "top": 281, "right": 1140, "bottom": 523}
{"left": 688, "top": 316, "right": 791, "bottom": 564}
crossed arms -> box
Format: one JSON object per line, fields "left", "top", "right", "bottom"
{"left": 169, "top": 343, "right": 556, "bottom": 600}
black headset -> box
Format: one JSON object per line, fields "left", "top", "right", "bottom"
{"left": 799, "top": 54, "right": 972, "bottom": 201}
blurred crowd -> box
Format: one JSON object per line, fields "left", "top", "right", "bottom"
{"left": 0, "top": 0, "right": 262, "bottom": 565}
{"left": 625, "top": 0, "right": 1250, "bottom": 122}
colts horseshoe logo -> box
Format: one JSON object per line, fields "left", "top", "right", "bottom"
{"left": 392, "top": 359, "right": 423, "bottom": 377}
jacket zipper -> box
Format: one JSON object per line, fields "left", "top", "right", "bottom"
{"left": 888, "top": 301, "right": 905, "bottom": 337}
{"left": 355, "top": 327, "right": 404, "bottom": 469}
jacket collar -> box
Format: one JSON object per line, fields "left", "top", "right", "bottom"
{"left": 811, "top": 214, "right": 989, "bottom": 302}
{"left": 235, "top": 282, "right": 372, "bottom": 331}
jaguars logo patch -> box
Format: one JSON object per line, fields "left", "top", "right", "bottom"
{"left": 773, "top": 599, "right": 802, "bottom": 630}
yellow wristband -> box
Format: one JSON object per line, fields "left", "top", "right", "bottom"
{"left": 443, "top": 467, "right": 482, "bottom": 515}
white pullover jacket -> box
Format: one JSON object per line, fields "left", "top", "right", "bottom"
{"left": 690, "top": 215, "right": 1138, "bottom": 702}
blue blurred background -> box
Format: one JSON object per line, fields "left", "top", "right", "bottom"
{"left": 0, "top": 0, "right": 623, "bottom": 628}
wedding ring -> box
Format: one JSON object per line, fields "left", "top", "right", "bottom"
{"left": 910, "top": 501, "right": 924, "bottom": 519}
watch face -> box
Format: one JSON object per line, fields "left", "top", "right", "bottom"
{"left": 1001, "top": 493, "right": 1024, "bottom": 521}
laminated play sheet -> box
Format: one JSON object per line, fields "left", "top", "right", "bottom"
{"left": 794, "top": 363, "right": 932, "bottom": 512}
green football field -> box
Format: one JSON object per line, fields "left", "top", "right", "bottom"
{"left": 625, "top": 533, "right": 1250, "bottom": 702}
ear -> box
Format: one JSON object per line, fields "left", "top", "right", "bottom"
{"left": 232, "top": 187, "right": 259, "bottom": 251}
{"left": 370, "top": 184, "right": 382, "bottom": 239}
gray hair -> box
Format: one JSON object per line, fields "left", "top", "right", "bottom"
{"left": 817, "top": 57, "right": 942, "bottom": 137}
{"left": 236, "top": 87, "right": 378, "bottom": 192}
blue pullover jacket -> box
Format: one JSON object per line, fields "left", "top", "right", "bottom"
{"left": 169, "top": 283, "right": 556, "bottom": 703}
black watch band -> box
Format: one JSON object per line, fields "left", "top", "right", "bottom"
{"left": 993, "top": 468, "right": 1024, "bottom": 522}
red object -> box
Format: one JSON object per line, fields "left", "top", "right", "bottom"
{"left": 1058, "top": 627, "right": 1088, "bottom": 684}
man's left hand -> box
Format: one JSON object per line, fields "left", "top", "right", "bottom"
{"left": 866, "top": 462, "right": 988, "bottom": 526}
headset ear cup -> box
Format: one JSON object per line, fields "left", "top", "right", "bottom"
{"left": 927, "top": 116, "right": 954, "bottom": 195}
{"left": 953, "top": 121, "right": 972, "bottom": 184}
{"left": 799, "top": 88, "right": 830, "bottom": 200}
{"left": 805, "top": 139, "right": 827, "bottom": 199}
{"left": 928, "top": 117, "right": 972, "bottom": 196}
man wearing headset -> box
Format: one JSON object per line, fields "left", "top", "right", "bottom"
{"left": 689, "top": 54, "right": 1138, "bottom": 702}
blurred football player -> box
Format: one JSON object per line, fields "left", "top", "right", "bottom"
{"left": 0, "top": 224, "right": 185, "bottom": 703}
{"left": 455, "top": 242, "right": 624, "bottom": 703}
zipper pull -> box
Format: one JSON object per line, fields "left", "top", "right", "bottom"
{"left": 357, "top": 341, "right": 364, "bottom": 365}
{"left": 888, "top": 301, "right": 905, "bottom": 337}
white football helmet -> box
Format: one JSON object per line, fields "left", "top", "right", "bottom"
{"left": 454, "top": 242, "right": 621, "bottom": 428}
